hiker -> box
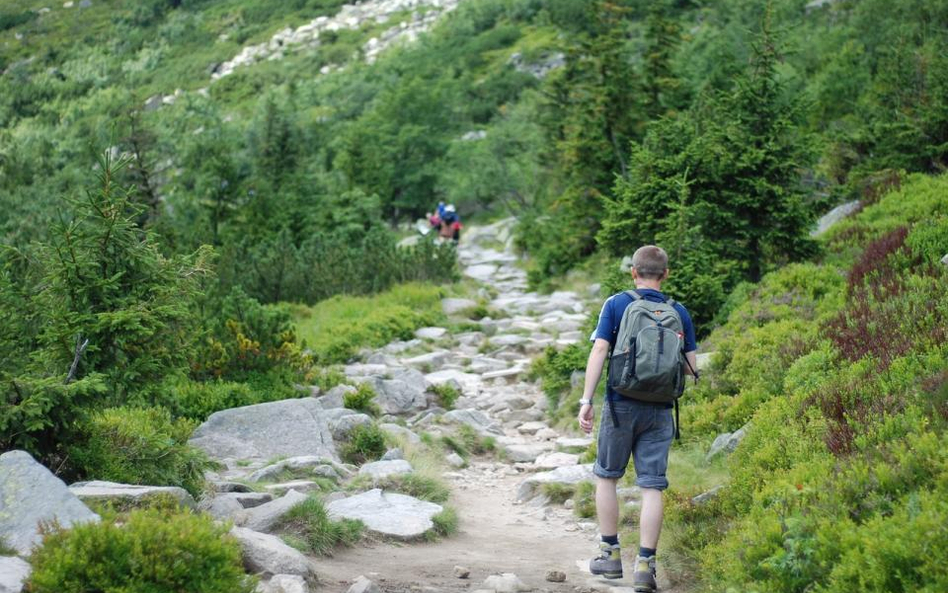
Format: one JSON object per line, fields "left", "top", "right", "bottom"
{"left": 439, "top": 204, "right": 461, "bottom": 242}
{"left": 577, "top": 245, "right": 698, "bottom": 592}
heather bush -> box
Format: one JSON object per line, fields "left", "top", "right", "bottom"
{"left": 274, "top": 496, "right": 363, "bottom": 556}
{"left": 339, "top": 423, "right": 386, "bottom": 465}
{"left": 343, "top": 383, "right": 381, "bottom": 417}
{"left": 26, "top": 508, "right": 253, "bottom": 593}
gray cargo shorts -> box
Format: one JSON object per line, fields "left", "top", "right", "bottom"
{"left": 593, "top": 397, "right": 674, "bottom": 490}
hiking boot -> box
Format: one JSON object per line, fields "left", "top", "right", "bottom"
{"left": 589, "top": 542, "right": 623, "bottom": 579}
{"left": 632, "top": 555, "right": 657, "bottom": 592}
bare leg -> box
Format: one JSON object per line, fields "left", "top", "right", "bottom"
{"left": 638, "top": 488, "right": 664, "bottom": 549}
{"left": 596, "top": 477, "right": 620, "bottom": 537}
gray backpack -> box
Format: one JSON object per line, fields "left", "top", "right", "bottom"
{"left": 607, "top": 290, "right": 688, "bottom": 404}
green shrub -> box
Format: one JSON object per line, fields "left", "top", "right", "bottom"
{"left": 292, "top": 283, "right": 446, "bottom": 364}
{"left": 68, "top": 406, "right": 209, "bottom": 498}
{"left": 339, "top": 424, "right": 386, "bottom": 465}
{"left": 157, "top": 379, "right": 259, "bottom": 421}
{"left": 274, "top": 496, "right": 363, "bottom": 556}
{"left": 429, "top": 506, "right": 459, "bottom": 539}
{"left": 26, "top": 508, "right": 253, "bottom": 593}
{"left": 430, "top": 382, "right": 460, "bottom": 409}
{"left": 906, "top": 216, "right": 948, "bottom": 265}
{"left": 440, "top": 434, "right": 469, "bottom": 459}
{"left": 457, "top": 424, "right": 495, "bottom": 455}
{"left": 540, "top": 483, "right": 576, "bottom": 504}
{"left": 0, "top": 536, "right": 15, "bottom": 556}
{"left": 572, "top": 481, "right": 596, "bottom": 518}
{"left": 308, "top": 367, "right": 347, "bottom": 392}
{"left": 343, "top": 383, "right": 381, "bottom": 416}
{"left": 530, "top": 343, "right": 588, "bottom": 413}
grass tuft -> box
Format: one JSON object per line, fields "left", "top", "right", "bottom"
{"left": 275, "top": 497, "right": 363, "bottom": 556}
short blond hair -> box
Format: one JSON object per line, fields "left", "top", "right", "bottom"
{"left": 631, "top": 245, "right": 668, "bottom": 280}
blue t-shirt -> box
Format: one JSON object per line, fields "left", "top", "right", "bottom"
{"left": 591, "top": 288, "right": 698, "bottom": 404}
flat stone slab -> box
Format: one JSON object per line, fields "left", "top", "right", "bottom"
{"left": 69, "top": 481, "right": 196, "bottom": 509}
{"left": 464, "top": 264, "right": 498, "bottom": 281}
{"left": 414, "top": 327, "right": 448, "bottom": 340}
{"left": 246, "top": 456, "right": 344, "bottom": 483}
{"left": 442, "top": 298, "right": 477, "bottom": 315}
{"left": 189, "top": 398, "right": 336, "bottom": 462}
{"left": 0, "top": 556, "right": 31, "bottom": 592}
{"left": 327, "top": 489, "right": 442, "bottom": 540}
{"left": 443, "top": 408, "right": 503, "bottom": 435}
{"left": 425, "top": 369, "right": 482, "bottom": 394}
{"left": 555, "top": 436, "right": 594, "bottom": 451}
{"left": 517, "top": 464, "right": 596, "bottom": 502}
{"left": 358, "top": 459, "right": 413, "bottom": 481}
{"left": 0, "top": 450, "right": 99, "bottom": 555}
{"left": 503, "top": 443, "right": 552, "bottom": 463}
{"left": 533, "top": 452, "right": 580, "bottom": 470}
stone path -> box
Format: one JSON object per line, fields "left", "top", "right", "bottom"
{"left": 306, "top": 220, "right": 680, "bottom": 593}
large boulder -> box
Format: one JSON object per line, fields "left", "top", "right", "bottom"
{"left": 243, "top": 490, "right": 309, "bottom": 533}
{"left": 229, "top": 527, "right": 317, "bottom": 580}
{"left": 327, "top": 489, "right": 442, "bottom": 540}
{"left": 369, "top": 377, "right": 428, "bottom": 415}
{"left": 323, "top": 409, "right": 373, "bottom": 440}
{"left": 189, "top": 398, "right": 336, "bottom": 462}
{"left": 811, "top": 199, "right": 860, "bottom": 236}
{"left": 0, "top": 450, "right": 99, "bottom": 556}
{"left": 0, "top": 556, "right": 31, "bottom": 592}
{"left": 257, "top": 574, "right": 309, "bottom": 593}
{"left": 706, "top": 423, "right": 750, "bottom": 461}
{"left": 69, "top": 481, "right": 196, "bottom": 509}
{"left": 516, "top": 464, "right": 595, "bottom": 502}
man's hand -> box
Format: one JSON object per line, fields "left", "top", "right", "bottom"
{"left": 578, "top": 403, "right": 594, "bottom": 434}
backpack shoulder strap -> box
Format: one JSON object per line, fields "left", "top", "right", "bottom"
{"left": 624, "top": 290, "right": 642, "bottom": 301}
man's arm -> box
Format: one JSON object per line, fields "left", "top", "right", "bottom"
{"left": 684, "top": 350, "right": 697, "bottom": 376}
{"left": 577, "top": 338, "right": 610, "bottom": 434}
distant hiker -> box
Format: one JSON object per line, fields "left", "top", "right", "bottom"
{"left": 427, "top": 210, "right": 442, "bottom": 230}
{"left": 439, "top": 204, "right": 461, "bottom": 242}
{"left": 577, "top": 245, "right": 698, "bottom": 592}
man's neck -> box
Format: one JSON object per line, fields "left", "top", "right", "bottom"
{"left": 634, "top": 280, "right": 663, "bottom": 291}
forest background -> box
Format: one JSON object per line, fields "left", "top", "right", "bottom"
{"left": 1, "top": 0, "right": 947, "bottom": 591}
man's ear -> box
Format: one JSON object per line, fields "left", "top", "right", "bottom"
{"left": 630, "top": 268, "right": 638, "bottom": 281}
{"left": 662, "top": 269, "right": 670, "bottom": 281}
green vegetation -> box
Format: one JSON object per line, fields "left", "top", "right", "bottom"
{"left": 428, "top": 506, "right": 460, "bottom": 539}
{"left": 291, "top": 284, "right": 446, "bottom": 364}
{"left": 343, "top": 383, "right": 382, "bottom": 417}
{"left": 656, "top": 175, "right": 948, "bottom": 591}
{"left": 339, "top": 423, "right": 387, "bottom": 465}
{"left": 0, "top": 537, "right": 16, "bottom": 556}
{"left": 572, "top": 482, "right": 596, "bottom": 519}
{"left": 68, "top": 406, "right": 210, "bottom": 498}
{"left": 275, "top": 496, "right": 363, "bottom": 556}
{"left": 429, "top": 382, "right": 460, "bottom": 410}
{"left": 26, "top": 508, "right": 253, "bottom": 593}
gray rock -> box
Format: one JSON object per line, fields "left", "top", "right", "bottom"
{"left": 483, "top": 572, "right": 530, "bottom": 592}
{"left": 546, "top": 570, "right": 567, "bottom": 583}
{"left": 257, "top": 574, "right": 309, "bottom": 593}
{"left": 229, "top": 527, "right": 317, "bottom": 580}
{"left": 454, "top": 565, "right": 471, "bottom": 579}
{"left": 347, "top": 575, "right": 380, "bottom": 593}
{"left": 446, "top": 452, "right": 465, "bottom": 468}
{"left": 243, "top": 490, "right": 309, "bottom": 532}
{"left": 443, "top": 409, "right": 502, "bottom": 435}
{"left": 692, "top": 485, "right": 724, "bottom": 505}
{"left": 555, "top": 436, "right": 593, "bottom": 452}
{"left": 442, "top": 298, "right": 477, "bottom": 315}
{"left": 0, "top": 556, "right": 31, "bottom": 593}
{"left": 381, "top": 448, "right": 404, "bottom": 461}
{"left": 379, "top": 423, "right": 422, "bottom": 445}
{"left": 315, "top": 384, "right": 355, "bottom": 409}
{"left": 479, "top": 317, "right": 497, "bottom": 336}
{"left": 327, "top": 489, "right": 442, "bottom": 540}
{"left": 570, "top": 370, "right": 586, "bottom": 389}
{"left": 232, "top": 492, "right": 274, "bottom": 509}
{"left": 246, "top": 456, "right": 341, "bottom": 483}
{"left": 533, "top": 452, "right": 579, "bottom": 470}
{"left": 324, "top": 409, "right": 372, "bottom": 440}
{"left": 695, "top": 352, "right": 715, "bottom": 372}
{"left": 415, "top": 327, "right": 448, "bottom": 340}
{"left": 200, "top": 494, "right": 248, "bottom": 521}
{"left": 503, "top": 443, "right": 552, "bottom": 463}
{"left": 812, "top": 200, "right": 860, "bottom": 236}
{"left": 517, "top": 464, "right": 595, "bottom": 502}
{"left": 941, "top": 253, "right": 948, "bottom": 266}
{"left": 69, "top": 481, "right": 196, "bottom": 509}
{"left": 0, "top": 450, "right": 99, "bottom": 555}
{"left": 404, "top": 351, "right": 450, "bottom": 371}
{"left": 706, "top": 424, "right": 750, "bottom": 461}
{"left": 358, "top": 459, "right": 413, "bottom": 480}
{"left": 263, "top": 481, "right": 323, "bottom": 496}
{"left": 189, "top": 399, "right": 336, "bottom": 462}
{"left": 213, "top": 481, "right": 254, "bottom": 493}
{"left": 425, "top": 369, "right": 482, "bottom": 394}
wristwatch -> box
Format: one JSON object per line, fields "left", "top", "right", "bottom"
{"left": 579, "top": 398, "right": 593, "bottom": 406}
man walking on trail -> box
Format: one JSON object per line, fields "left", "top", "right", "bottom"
{"left": 577, "top": 245, "right": 698, "bottom": 592}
